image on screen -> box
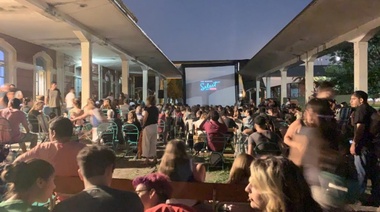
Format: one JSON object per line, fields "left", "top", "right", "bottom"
{"left": 185, "top": 66, "right": 236, "bottom": 106}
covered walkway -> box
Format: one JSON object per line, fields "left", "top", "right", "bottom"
{"left": 240, "top": 0, "right": 380, "bottom": 105}
{"left": 0, "top": 0, "right": 181, "bottom": 104}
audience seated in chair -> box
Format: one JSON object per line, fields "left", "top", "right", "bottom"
{"left": 0, "top": 159, "right": 55, "bottom": 212}
{"left": 199, "top": 110, "right": 227, "bottom": 152}
{"left": 132, "top": 173, "right": 195, "bottom": 212}
{"left": 15, "top": 117, "right": 86, "bottom": 177}
{"left": 158, "top": 139, "right": 206, "bottom": 183}
{"left": 247, "top": 116, "right": 281, "bottom": 157}
{"left": 245, "top": 156, "right": 322, "bottom": 211}
{"left": 28, "top": 101, "right": 44, "bottom": 133}
{"left": 158, "top": 140, "right": 206, "bottom": 209}
{"left": 227, "top": 153, "right": 253, "bottom": 185}
{"left": 52, "top": 145, "right": 143, "bottom": 212}
{"left": 0, "top": 98, "right": 37, "bottom": 152}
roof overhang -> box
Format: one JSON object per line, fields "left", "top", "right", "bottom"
{"left": 0, "top": 0, "right": 181, "bottom": 78}
{"left": 240, "top": 0, "right": 380, "bottom": 79}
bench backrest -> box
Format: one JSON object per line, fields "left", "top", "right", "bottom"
{"left": 54, "top": 176, "right": 247, "bottom": 202}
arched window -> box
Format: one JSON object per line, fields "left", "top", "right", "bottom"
{"left": 35, "top": 57, "right": 46, "bottom": 96}
{"left": 0, "top": 50, "right": 4, "bottom": 85}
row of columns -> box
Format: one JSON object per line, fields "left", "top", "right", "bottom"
{"left": 74, "top": 30, "right": 168, "bottom": 105}
{"left": 254, "top": 32, "right": 372, "bottom": 106}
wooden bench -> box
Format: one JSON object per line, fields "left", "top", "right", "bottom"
{"left": 54, "top": 176, "right": 248, "bottom": 205}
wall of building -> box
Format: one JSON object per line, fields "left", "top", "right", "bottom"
{"left": 0, "top": 33, "right": 119, "bottom": 101}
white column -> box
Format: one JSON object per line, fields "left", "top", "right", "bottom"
{"left": 74, "top": 31, "right": 92, "bottom": 106}
{"left": 280, "top": 68, "right": 288, "bottom": 105}
{"left": 121, "top": 57, "right": 129, "bottom": 96}
{"left": 142, "top": 68, "right": 148, "bottom": 102}
{"left": 266, "top": 76, "right": 271, "bottom": 98}
{"left": 163, "top": 79, "right": 168, "bottom": 104}
{"left": 353, "top": 41, "right": 368, "bottom": 92}
{"left": 256, "top": 79, "right": 260, "bottom": 106}
{"left": 304, "top": 58, "right": 315, "bottom": 103}
{"left": 98, "top": 65, "right": 102, "bottom": 100}
{"left": 131, "top": 76, "right": 135, "bottom": 99}
{"left": 155, "top": 75, "right": 160, "bottom": 101}
{"left": 56, "top": 52, "right": 65, "bottom": 94}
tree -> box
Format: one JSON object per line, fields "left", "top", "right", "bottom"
{"left": 325, "top": 33, "right": 380, "bottom": 97}
{"left": 167, "top": 79, "right": 182, "bottom": 101}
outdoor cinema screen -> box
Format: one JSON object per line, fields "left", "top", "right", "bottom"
{"left": 185, "top": 66, "right": 236, "bottom": 106}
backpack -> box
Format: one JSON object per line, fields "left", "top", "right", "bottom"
{"left": 254, "top": 132, "right": 281, "bottom": 156}
{"left": 370, "top": 110, "right": 380, "bottom": 138}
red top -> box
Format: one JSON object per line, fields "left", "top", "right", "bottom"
{"left": 146, "top": 203, "right": 196, "bottom": 212}
{"left": 201, "top": 120, "right": 228, "bottom": 152}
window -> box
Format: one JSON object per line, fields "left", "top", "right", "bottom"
{"left": 0, "top": 50, "right": 4, "bottom": 85}
{"left": 35, "top": 57, "right": 46, "bottom": 96}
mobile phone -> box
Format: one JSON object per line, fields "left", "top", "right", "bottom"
{"left": 349, "top": 139, "right": 353, "bottom": 144}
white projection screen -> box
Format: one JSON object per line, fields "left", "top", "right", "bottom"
{"left": 185, "top": 66, "right": 236, "bottom": 106}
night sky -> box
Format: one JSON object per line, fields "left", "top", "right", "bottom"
{"left": 123, "top": 0, "right": 311, "bottom": 61}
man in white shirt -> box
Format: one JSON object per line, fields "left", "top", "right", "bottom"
{"left": 65, "top": 87, "right": 76, "bottom": 112}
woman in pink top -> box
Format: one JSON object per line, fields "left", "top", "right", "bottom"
{"left": 14, "top": 117, "right": 86, "bottom": 176}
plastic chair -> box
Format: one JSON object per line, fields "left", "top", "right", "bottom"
{"left": 73, "top": 122, "right": 90, "bottom": 137}
{"left": 97, "top": 122, "right": 118, "bottom": 149}
{"left": 122, "top": 123, "right": 139, "bottom": 151}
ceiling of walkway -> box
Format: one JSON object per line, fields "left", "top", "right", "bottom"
{"left": 0, "top": 0, "right": 181, "bottom": 77}
{"left": 240, "top": 0, "right": 380, "bottom": 78}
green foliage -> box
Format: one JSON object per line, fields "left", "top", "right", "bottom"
{"left": 326, "top": 34, "right": 380, "bottom": 97}
{"left": 167, "top": 79, "right": 183, "bottom": 99}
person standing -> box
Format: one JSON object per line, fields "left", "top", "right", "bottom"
{"left": 350, "top": 90, "right": 380, "bottom": 206}
{"left": 45, "top": 82, "right": 63, "bottom": 116}
{"left": 65, "top": 87, "right": 76, "bottom": 112}
{"left": 142, "top": 95, "right": 159, "bottom": 164}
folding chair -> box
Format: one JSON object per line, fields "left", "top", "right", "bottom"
{"left": 157, "top": 118, "right": 165, "bottom": 141}
{"left": 36, "top": 114, "right": 50, "bottom": 142}
{"left": 185, "top": 119, "right": 194, "bottom": 149}
{"left": 207, "top": 133, "right": 228, "bottom": 170}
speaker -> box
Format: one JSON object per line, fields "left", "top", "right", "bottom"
{"left": 158, "top": 90, "right": 164, "bottom": 99}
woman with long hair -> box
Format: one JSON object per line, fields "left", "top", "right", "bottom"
{"left": 71, "top": 98, "right": 106, "bottom": 142}
{"left": 246, "top": 156, "right": 322, "bottom": 212}
{"left": 68, "top": 98, "right": 84, "bottom": 127}
{"left": 227, "top": 153, "right": 253, "bottom": 184}
{"left": 158, "top": 139, "right": 205, "bottom": 182}
{"left": 21, "top": 97, "right": 33, "bottom": 113}
{"left": 0, "top": 159, "right": 55, "bottom": 211}
{"left": 289, "top": 98, "right": 343, "bottom": 209}
{"left": 27, "top": 101, "right": 44, "bottom": 133}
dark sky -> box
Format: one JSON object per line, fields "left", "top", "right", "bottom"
{"left": 123, "top": 0, "right": 311, "bottom": 61}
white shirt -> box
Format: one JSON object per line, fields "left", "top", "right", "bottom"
{"left": 65, "top": 92, "right": 75, "bottom": 108}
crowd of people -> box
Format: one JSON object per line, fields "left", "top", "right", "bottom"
{"left": 0, "top": 80, "right": 379, "bottom": 211}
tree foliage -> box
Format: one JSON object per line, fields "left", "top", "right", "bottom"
{"left": 167, "top": 79, "right": 182, "bottom": 100}
{"left": 326, "top": 34, "right": 380, "bottom": 97}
